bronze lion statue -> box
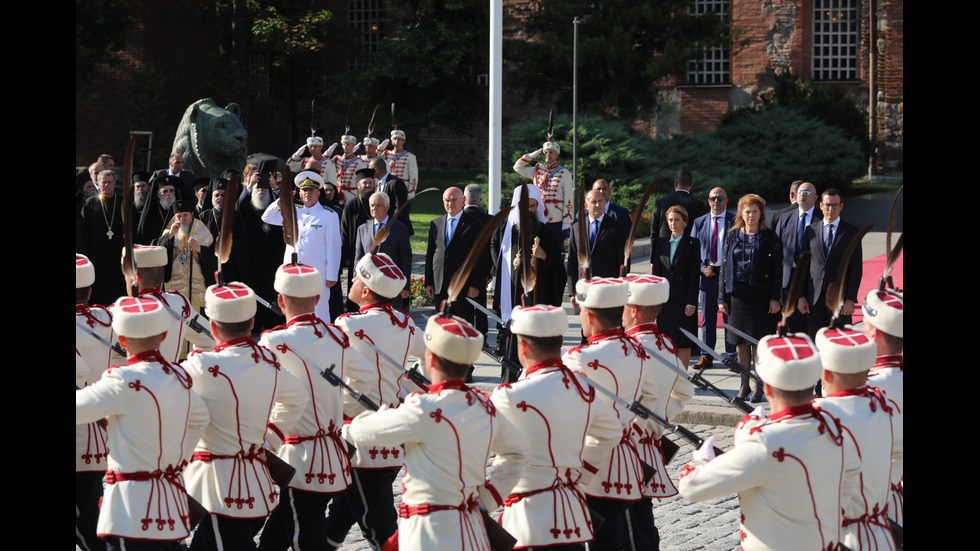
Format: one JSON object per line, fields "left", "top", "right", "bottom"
{"left": 172, "top": 98, "right": 248, "bottom": 179}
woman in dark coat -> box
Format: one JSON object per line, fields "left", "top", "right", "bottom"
{"left": 651, "top": 205, "right": 701, "bottom": 369}
{"left": 719, "top": 194, "right": 782, "bottom": 401}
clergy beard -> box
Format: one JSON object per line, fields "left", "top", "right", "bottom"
{"left": 251, "top": 190, "right": 271, "bottom": 211}
{"left": 159, "top": 197, "right": 175, "bottom": 211}
{"left": 177, "top": 223, "right": 192, "bottom": 238}
{"left": 134, "top": 191, "right": 148, "bottom": 210}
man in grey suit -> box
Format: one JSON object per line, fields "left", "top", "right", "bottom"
{"left": 774, "top": 181, "right": 821, "bottom": 332}
{"left": 354, "top": 192, "right": 413, "bottom": 310}
{"left": 689, "top": 187, "right": 736, "bottom": 368}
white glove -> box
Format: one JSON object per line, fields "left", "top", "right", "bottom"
{"left": 692, "top": 435, "right": 716, "bottom": 462}
{"left": 523, "top": 149, "right": 542, "bottom": 161}
{"left": 751, "top": 406, "right": 767, "bottom": 419}
{"left": 398, "top": 384, "right": 410, "bottom": 400}
{"left": 352, "top": 143, "right": 362, "bottom": 154}
{"left": 325, "top": 143, "right": 338, "bottom": 157}
{"left": 292, "top": 145, "right": 307, "bottom": 160}
{"left": 377, "top": 403, "right": 390, "bottom": 413}
{"left": 378, "top": 138, "right": 390, "bottom": 150}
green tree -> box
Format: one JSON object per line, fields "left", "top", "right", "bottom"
{"left": 506, "top": 0, "right": 729, "bottom": 118}
{"left": 348, "top": 0, "right": 490, "bottom": 131}
{"left": 723, "top": 72, "right": 871, "bottom": 159}
{"left": 76, "top": 0, "right": 136, "bottom": 86}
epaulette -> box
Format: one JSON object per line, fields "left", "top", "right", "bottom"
{"left": 261, "top": 324, "right": 288, "bottom": 337}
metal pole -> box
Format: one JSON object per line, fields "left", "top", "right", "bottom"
{"left": 489, "top": 0, "right": 503, "bottom": 214}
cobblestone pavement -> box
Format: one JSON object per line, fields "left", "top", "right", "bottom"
{"left": 330, "top": 423, "right": 741, "bottom": 551}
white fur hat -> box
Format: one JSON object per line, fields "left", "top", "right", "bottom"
{"left": 205, "top": 283, "right": 256, "bottom": 323}
{"left": 111, "top": 296, "right": 170, "bottom": 338}
{"left": 76, "top": 254, "right": 95, "bottom": 288}
{"left": 425, "top": 315, "right": 483, "bottom": 365}
{"left": 815, "top": 326, "right": 877, "bottom": 374}
{"left": 862, "top": 289, "right": 903, "bottom": 338}
{"left": 355, "top": 253, "right": 407, "bottom": 299}
{"left": 340, "top": 134, "right": 358, "bottom": 145}
{"left": 127, "top": 245, "right": 167, "bottom": 268}
{"left": 390, "top": 129, "right": 406, "bottom": 140}
{"left": 575, "top": 278, "right": 628, "bottom": 309}
{"left": 542, "top": 141, "right": 560, "bottom": 153}
{"left": 274, "top": 263, "right": 323, "bottom": 298}
{"left": 756, "top": 333, "right": 822, "bottom": 391}
{"left": 307, "top": 136, "right": 324, "bottom": 147}
{"left": 363, "top": 136, "right": 380, "bottom": 146}
{"left": 624, "top": 274, "right": 670, "bottom": 306}
{"left": 511, "top": 305, "right": 567, "bottom": 338}
{"left": 294, "top": 170, "right": 324, "bottom": 189}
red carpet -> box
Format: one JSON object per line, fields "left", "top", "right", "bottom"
{"left": 700, "top": 250, "right": 904, "bottom": 327}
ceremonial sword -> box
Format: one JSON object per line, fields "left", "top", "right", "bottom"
{"left": 357, "top": 337, "right": 430, "bottom": 390}
{"left": 637, "top": 340, "right": 753, "bottom": 415}
{"left": 158, "top": 300, "right": 212, "bottom": 339}
{"left": 680, "top": 327, "right": 763, "bottom": 387}
{"left": 76, "top": 319, "right": 125, "bottom": 356}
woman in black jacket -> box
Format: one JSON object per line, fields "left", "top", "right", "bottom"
{"left": 719, "top": 194, "right": 782, "bottom": 401}
{"left": 651, "top": 205, "right": 701, "bottom": 369}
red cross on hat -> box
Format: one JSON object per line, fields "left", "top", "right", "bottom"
{"left": 767, "top": 337, "right": 816, "bottom": 361}
{"left": 434, "top": 317, "right": 480, "bottom": 338}
{"left": 822, "top": 328, "right": 870, "bottom": 346}
{"left": 624, "top": 275, "right": 665, "bottom": 284}
{"left": 877, "top": 290, "right": 904, "bottom": 310}
{"left": 118, "top": 297, "right": 160, "bottom": 313}
{"left": 521, "top": 305, "right": 558, "bottom": 312}
{"left": 588, "top": 278, "right": 623, "bottom": 285}
{"left": 371, "top": 254, "right": 404, "bottom": 279}
{"left": 213, "top": 285, "right": 251, "bottom": 299}
{"left": 282, "top": 264, "right": 317, "bottom": 275}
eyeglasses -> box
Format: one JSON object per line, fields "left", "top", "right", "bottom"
{"left": 708, "top": 196, "right": 727, "bottom": 202}
{"left": 797, "top": 190, "right": 814, "bottom": 196}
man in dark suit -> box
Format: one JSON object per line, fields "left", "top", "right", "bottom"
{"left": 425, "top": 187, "right": 486, "bottom": 322}
{"left": 774, "top": 181, "right": 821, "bottom": 332}
{"left": 798, "top": 189, "right": 862, "bottom": 338}
{"left": 592, "top": 178, "right": 632, "bottom": 231}
{"left": 369, "top": 158, "right": 412, "bottom": 235}
{"left": 772, "top": 180, "right": 803, "bottom": 226}
{"left": 689, "top": 187, "right": 736, "bottom": 368}
{"left": 650, "top": 169, "right": 707, "bottom": 240}
{"left": 341, "top": 168, "right": 377, "bottom": 311}
{"left": 151, "top": 152, "right": 198, "bottom": 200}
{"left": 567, "top": 190, "right": 630, "bottom": 297}
{"left": 354, "top": 191, "right": 413, "bottom": 310}
{"left": 462, "top": 184, "right": 493, "bottom": 339}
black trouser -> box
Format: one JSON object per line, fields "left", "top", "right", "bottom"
{"left": 76, "top": 471, "right": 106, "bottom": 551}
{"left": 259, "top": 487, "right": 340, "bottom": 551}
{"left": 324, "top": 467, "right": 400, "bottom": 550}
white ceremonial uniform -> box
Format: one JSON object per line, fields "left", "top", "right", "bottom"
{"left": 867, "top": 354, "right": 903, "bottom": 526}
{"left": 76, "top": 303, "right": 114, "bottom": 472}
{"left": 679, "top": 405, "right": 861, "bottom": 551}
{"left": 336, "top": 303, "right": 427, "bottom": 469}
{"left": 562, "top": 327, "right": 648, "bottom": 502}
{"left": 332, "top": 154, "right": 368, "bottom": 206}
{"left": 262, "top": 201, "right": 342, "bottom": 322}
{"left": 182, "top": 336, "right": 308, "bottom": 520}
{"left": 258, "top": 313, "right": 352, "bottom": 494}
{"left": 347, "top": 380, "right": 529, "bottom": 551}
{"left": 383, "top": 147, "right": 419, "bottom": 199}
{"left": 627, "top": 322, "right": 695, "bottom": 498}
{"left": 814, "top": 386, "right": 901, "bottom": 551}
{"left": 490, "top": 358, "right": 621, "bottom": 548}
{"left": 513, "top": 158, "right": 574, "bottom": 227}
{"left": 287, "top": 153, "right": 339, "bottom": 187}
{"left": 76, "top": 350, "right": 210, "bottom": 542}
{"left": 124, "top": 288, "right": 214, "bottom": 361}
